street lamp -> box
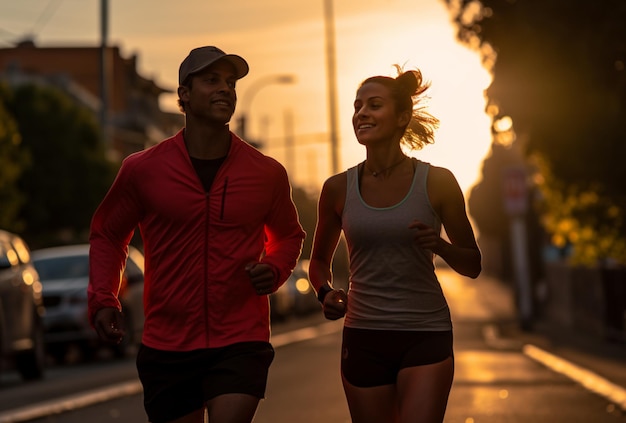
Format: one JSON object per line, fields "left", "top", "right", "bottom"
{"left": 236, "top": 74, "right": 295, "bottom": 143}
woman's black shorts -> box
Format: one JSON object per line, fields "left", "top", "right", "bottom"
{"left": 341, "top": 327, "right": 453, "bottom": 388}
{"left": 136, "top": 341, "right": 275, "bottom": 423}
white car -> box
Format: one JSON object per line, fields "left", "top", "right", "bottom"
{"left": 31, "top": 244, "right": 145, "bottom": 363}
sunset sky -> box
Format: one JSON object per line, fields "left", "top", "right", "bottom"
{"left": 1, "top": 0, "right": 493, "bottom": 195}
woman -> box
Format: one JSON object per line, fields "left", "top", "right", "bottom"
{"left": 309, "top": 66, "right": 481, "bottom": 423}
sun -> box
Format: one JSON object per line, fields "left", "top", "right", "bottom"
{"left": 333, "top": 11, "right": 493, "bottom": 196}
{"left": 147, "top": 1, "right": 493, "bottom": 197}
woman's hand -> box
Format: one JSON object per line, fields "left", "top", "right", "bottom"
{"left": 409, "top": 220, "right": 443, "bottom": 253}
{"left": 323, "top": 289, "right": 348, "bottom": 320}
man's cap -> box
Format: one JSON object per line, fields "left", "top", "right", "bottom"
{"left": 179, "top": 46, "right": 249, "bottom": 85}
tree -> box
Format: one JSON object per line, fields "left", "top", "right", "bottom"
{"left": 0, "top": 83, "right": 30, "bottom": 232}
{"left": 0, "top": 83, "right": 117, "bottom": 248}
{"left": 445, "top": 0, "right": 626, "bottom": 264}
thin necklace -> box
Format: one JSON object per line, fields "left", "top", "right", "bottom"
{"left": 365, "top": 155, "right": 407, "bottom": 177}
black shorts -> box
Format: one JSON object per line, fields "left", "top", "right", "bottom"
{"left": 136, "top": 341, "right": 275, "bottom": 423}
{"left": 341, "top": 327, "right": 453, "bottom": 388}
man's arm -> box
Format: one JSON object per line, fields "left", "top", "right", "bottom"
{"left": 88, "top": 161, "right": 143, "bottom": 327}
{"left": 261, "top": 165, "right": 306, "bottom": 288}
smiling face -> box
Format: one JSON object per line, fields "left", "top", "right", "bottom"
{"left": 352, "top": 81, "right": 408, "bottom": 147}
{"left": 178, "top": 60, "right": 239, "bottom": 124}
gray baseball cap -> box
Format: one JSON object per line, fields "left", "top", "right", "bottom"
{"left": 178, "top": 46, "right": 249, "bottom": 85}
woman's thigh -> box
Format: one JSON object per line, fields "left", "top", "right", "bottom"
{"left": 342, "top": 373, "right": 399, "bottom": 423}
{"left": 396, "top": 356, "right": 454, "bottom": 423}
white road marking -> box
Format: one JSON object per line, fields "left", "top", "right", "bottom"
{"left": 523, "top": 344, "right": 626, "bottom": 411}
{"left": 0, "top": 320, "right": 344, "bottom": 423}
{"left": 1, "top": 319, "right": 623, "bottom": 421}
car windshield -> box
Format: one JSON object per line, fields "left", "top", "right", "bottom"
{"left": 33, "top": 255, "right": 89, "bottom": 280}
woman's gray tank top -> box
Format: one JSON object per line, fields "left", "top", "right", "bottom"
{"left": 342, "top": 159, "right": 451, "bottom": 331}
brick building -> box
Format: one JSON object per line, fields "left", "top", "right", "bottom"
{"left": 0, "top": 40, "right": 183, "bottom": 160}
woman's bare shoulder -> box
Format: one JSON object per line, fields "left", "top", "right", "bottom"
{"left": 427, "top": 163, "right": 454, "bottom": 178}
{"left": 319, "top": 171, "right": 348, "bottom": 214}
{"left": 425, "top": 164, "right": 464, "bottom": 211}
{"left": 322, "top": 171, "right": 348, "bottom": 193}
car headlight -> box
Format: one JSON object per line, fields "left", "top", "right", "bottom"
{"left": 295, "top": 278, "right": 311, "bottom": 294}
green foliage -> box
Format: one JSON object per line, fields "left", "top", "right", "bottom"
{"left": 534, "top": 157, "right": 626, "bottom": 265}
{"left": 0, "top": 83, "right": 117, "bottom": 248}
{"left": 0, "top": 84, "right": 30, "bottom": 232}
{"left": 445, "top": 0, "right": 626, "bottom": 264}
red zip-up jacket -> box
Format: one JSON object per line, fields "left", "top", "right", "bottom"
{"left": 88, "top": 130, "right": 305, "bottom": 351}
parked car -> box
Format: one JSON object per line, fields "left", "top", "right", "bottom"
{"left": 0, "top": 230, "right": 46, "bottom": 380}
{"left": 270, "top": 259, "right": 319, "bottom": 321}
{"left": 31, "top": 244, "right": 145, "bottom": 363}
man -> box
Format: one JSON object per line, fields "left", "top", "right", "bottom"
{"left": 88, "top": 46, "right": 305, "bottom": 423}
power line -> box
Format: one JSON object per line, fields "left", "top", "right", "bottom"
{"left": 0, "top": 28, "right": 20, "bottom": 46}
{"left": 29, "top": 0, "right": 64, "bottom": 38}
{"left": 0, "top": 0, "right": 64, "bottom": 45}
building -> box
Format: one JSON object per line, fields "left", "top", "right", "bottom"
{"left": 0, "top": 39, "right": 183, "bottom": 160}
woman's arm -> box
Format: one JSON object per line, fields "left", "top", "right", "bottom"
{"left": 415, "top": 166, "right": 482, "bottom": 278}
{"left": 309, "top": 174, "right": 348, "bottom": 320}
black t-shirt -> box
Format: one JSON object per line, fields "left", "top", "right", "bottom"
{"left": 189, "top": 156, "right": 226, "bottom": 192}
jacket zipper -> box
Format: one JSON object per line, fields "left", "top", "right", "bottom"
{"left": 220, "top": 177, "right": 228, "bottom": 220}
{"left": 204, "top": 191, "right": 210, "bottom": 346}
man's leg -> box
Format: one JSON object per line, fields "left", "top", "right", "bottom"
{"left": 202, "top": 342, "right": 274, "bottom": 423}
{"left": 206, "top": 393, "right": 260, "bottom": 423}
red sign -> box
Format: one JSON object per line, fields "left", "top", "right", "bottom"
{"left": 503, "top": 166, "right": 528, "bottom": 215}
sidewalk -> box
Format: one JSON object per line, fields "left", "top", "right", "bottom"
{"left": 500, "top": 313, "right": 626, "bottom": 386}
{"left": 483, "top": 273, "right": 626, "bottom": 410}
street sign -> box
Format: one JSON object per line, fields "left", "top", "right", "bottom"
{"left": 503, "top": 166, "right": 528, "bottom": 216}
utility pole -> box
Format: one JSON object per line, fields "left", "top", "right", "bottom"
{"left": 503, "top": 165, "right": 533, "bottom": 330}
{"left": 100, "top": 0, "right": 109, "bottom": 148}
{"left": 324, "top": 0, "right": 339, "bottom": 175}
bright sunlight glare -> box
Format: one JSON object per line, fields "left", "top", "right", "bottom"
{"left": 0, "top": 0, "right": 493, "bottom": 195}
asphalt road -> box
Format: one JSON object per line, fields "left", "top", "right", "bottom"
{"left": 1, "top": 268, "right": 625, "bottom": 422}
